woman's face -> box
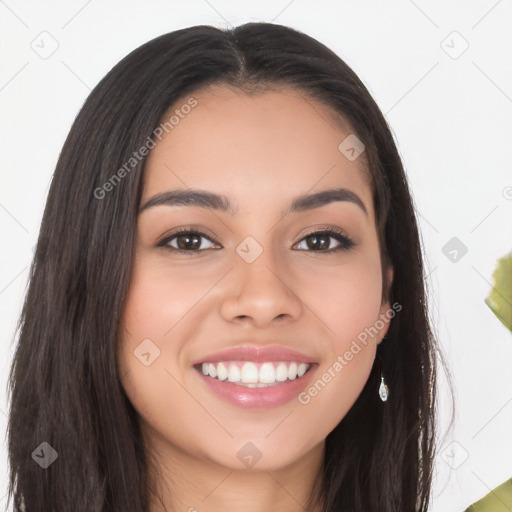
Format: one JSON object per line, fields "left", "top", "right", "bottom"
{"left": 118, "top": 85, "right": 392, "bottom": 472}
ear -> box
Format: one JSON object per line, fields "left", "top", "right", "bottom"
{"left": 376, "top": 266, "right": 394, "bottom": 345}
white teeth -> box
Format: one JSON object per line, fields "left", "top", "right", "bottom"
{"left": 297, "top": 363, "right": 308, "bottom": 377}
{"left": 227, "top": 364, "right": 240, "bottom": 382}
{"left": 259, "top": 362, "right": 276, "bottom": 383}
{"left": 216, "top": 362, "right": 228, "bottom": 381}
{"left": 275, "top": 362, "right": 288, "bottom": 382}
{"left": 208, "top": 363, "right": 217, "bottom": 379}
{"left": 199, "top": 361, "right": 311, "bottom": 385}
{"left": 240, "top": 362, "right": 259, "bottom": 384}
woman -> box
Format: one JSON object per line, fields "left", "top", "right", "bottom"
{"left": 7, "top": 22, "right": 437, "bottom": 511}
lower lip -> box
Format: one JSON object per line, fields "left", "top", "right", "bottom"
{"left": 195, "top": 365, "right": 317, "bottom": 409}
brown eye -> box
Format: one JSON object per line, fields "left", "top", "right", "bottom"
{"left": 157, "top": 229, "right": 220, "bottom": 253}
{"left": 294, "top": 229, "right": 355, "bottom": 253}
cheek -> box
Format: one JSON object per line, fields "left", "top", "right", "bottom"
{"left": 291, "top": 250, "right": 383, "bottom": 421}
{"left": 117, "top": 257, "right": 193, "bottom": 412}
{"left": 120, "top": 257, "right": 209, "bottom": 338}
{"left": 117, "top": 251, "right": 231, "bottom": 416}
{"left": 117, "top": 251, "right": 223, "bottom": 378}
{"left": 330, "top": 270, "right": 383, "bottom": 343}
{"left": 296, "top": 250, "right": 384, "bottom": 344}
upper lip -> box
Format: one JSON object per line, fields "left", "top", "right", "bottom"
{"left": 192, "top": 345, "right": 316, "bottom": 365}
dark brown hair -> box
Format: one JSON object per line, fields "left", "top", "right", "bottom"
{"left": 7, "top": 22, "right": 438, "bottom": 511}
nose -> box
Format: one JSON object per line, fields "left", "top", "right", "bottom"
{"left": 219, "top": 246, "right": 303, "bottom": 328}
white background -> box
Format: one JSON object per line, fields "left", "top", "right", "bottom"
{"left": 1, "top": 1, "right": 511, "bottom": 511}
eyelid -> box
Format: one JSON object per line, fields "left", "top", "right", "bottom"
{"left": 156, "top": 225, "right": 220, "bottom": 246}
{"left": 298, "top": 225, "right": 350, "bottom": 240}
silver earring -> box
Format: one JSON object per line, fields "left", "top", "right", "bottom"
{"left": 378, "top": 338, "right": 389, "bottom": 402}
{"left": 379, "top": 375, "right": 389, "bottom": 402}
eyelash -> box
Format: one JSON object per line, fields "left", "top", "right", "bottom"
{"left": 156, "top": 227, "right": 356, "bottom": 254}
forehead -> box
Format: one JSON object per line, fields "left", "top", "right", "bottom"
{"left": 142, "top": 84, "right": 373, "bottom": 218}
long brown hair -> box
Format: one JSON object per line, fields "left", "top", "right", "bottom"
{"left": 7, "top": 22, "right": 438, "bottom": 511}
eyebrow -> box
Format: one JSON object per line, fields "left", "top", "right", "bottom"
{"left": 138, "top": 187, "right": 368, "bottom": 217}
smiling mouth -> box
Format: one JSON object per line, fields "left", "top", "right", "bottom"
{"left": 194, "top": 361, "right": 313, "bottom": 388}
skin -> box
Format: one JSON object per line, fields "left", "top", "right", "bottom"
{"left": 117, "top": 84, "right": 393, "bottom": 512}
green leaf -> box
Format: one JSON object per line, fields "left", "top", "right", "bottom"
{"left": 485, "top": 253, "right": 512, "bottom": 333}
{"left": 465, "top": 478, "right": 512, "bottom": 511}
